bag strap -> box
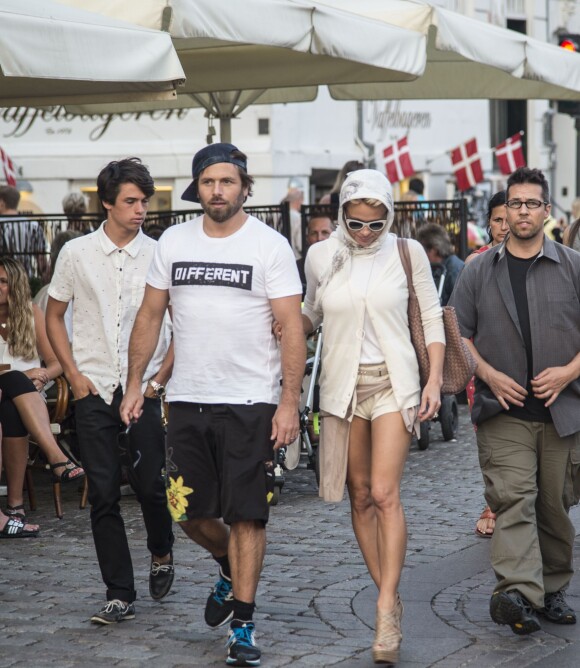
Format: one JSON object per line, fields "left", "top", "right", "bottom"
{"left": 396, "top": 237, "right": 415, "bottom": 296}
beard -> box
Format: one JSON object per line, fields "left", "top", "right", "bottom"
{"left": 508, "top": 218, "right": 543, "bottom": 240}
{"left": 202, "top": 190, "right": 245, "bottom": 224}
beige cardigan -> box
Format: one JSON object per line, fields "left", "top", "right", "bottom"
{"left": 303, "top": 233, "right": 445, "bottom": 419}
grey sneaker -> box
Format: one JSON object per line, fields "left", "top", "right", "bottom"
{"left": 90, "top": 599, "right": 135, "bottom": 625}
{"left": 539, "top": 590, "right": 576, "bottom": 624}
{"left": 490, "top": 590, "right": 541, "bottom": 635}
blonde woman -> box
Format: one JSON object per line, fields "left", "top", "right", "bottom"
{"left": 302, "top": 170, "right": 445, "bottom": 664}
{"left": 0, "top": 257, "right": 84, "bottom": 523}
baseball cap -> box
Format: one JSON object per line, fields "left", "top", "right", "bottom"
{"left": 181, "top": 142, "right": 247, "bottom": 202}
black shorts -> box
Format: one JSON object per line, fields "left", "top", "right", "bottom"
{"left": 0, "top": 370, "right": 37, "bottom": 437}
{"left": 166, "top": 402, "right": 277, "bottom": 525}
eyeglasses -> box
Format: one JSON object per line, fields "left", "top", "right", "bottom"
{"left": 344, "top": 217, "right": 387, "bottom": 232}
{"left": 505, "top": 199, "right": 547, "bottom": 210}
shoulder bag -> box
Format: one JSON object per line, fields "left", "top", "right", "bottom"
{"left": 397, "top": 237, "right": 476, "bottom": 395}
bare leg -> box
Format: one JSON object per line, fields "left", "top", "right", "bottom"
{"left": 346, "top": 412, "right": 411, "bottom": 611}
{"left": 346, "top": 416, "right": 380, "bottom": 586}
{"left": 2, "top": 436, "right": 29, "bottom": 510}
{"left": 179, "top": 517, "right": 230, "bottom": 557}
{"left": 370, "top": 412, "right": 411, "bottom": 613}
{"left": 229, "top": 520, "right": 266, "bottom": 603}
{"left": 12, "top": 393, "right": 83, "bottom": 478}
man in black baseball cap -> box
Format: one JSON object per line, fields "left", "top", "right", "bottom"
{"left": 122, "top": 141, "right": 305, "bottom": 666}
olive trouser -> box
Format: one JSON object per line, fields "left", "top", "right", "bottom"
{"left": 477, "top": 413, "right": 580, "bottom": 609}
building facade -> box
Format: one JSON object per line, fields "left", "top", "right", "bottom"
{"left": 0, "top": 0, "right": 578, "bottom": 219}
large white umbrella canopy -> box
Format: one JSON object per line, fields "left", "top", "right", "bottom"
{"left": 57, "top": 0, "right": 580, "bottom": 140}
{"left": 51, "top": 0, "right": 427, "bottom": 139}
{"left": 323, "top": 0, "right": 580, "bottom": 102}
{"left": 0, "top": 0, "right": 185, "bottom": 107}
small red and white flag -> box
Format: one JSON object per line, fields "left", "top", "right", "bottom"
{"left": 0, "top": 146, "right": 17, "bottom": 187}
{"left": 382, "top": 136, "right": 415, "bottom": 184}
{"left": 495, "top": 133, "right": 525, "bottom": 176}
{"left": 450, "top": 138, "right": 484, "bottom": 192}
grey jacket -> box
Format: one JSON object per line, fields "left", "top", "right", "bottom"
{"left": 449, "top": 237, "right": 580, "bottom": 437}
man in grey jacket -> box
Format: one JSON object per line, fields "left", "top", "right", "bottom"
{"left": 450, "top": 166, "right": 580, "bottom": 635}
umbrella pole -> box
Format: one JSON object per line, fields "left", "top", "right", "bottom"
{"left": 220, "top": 116, "right": 232, "bottom": 143}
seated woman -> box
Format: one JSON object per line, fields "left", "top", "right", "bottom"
{"left": 0, "top": 257, "right": 84, "bottom": 522}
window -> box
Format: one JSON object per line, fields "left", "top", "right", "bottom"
{"left": 258, "top": 118, "right": 270, "bottom": 136}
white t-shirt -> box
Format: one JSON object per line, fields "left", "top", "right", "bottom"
{"left": 147, "top": 215, "right": 302, "bottom": 405}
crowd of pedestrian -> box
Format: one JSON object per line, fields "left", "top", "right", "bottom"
{"left": 1, "top": 147, "right": 579, "bottom": 668}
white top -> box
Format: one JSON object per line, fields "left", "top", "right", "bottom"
{"left": 34, "top": 284, "right": 73, "bottom": 341}
{"left": 289, "top": 209, "right": 302, "bottom": 260}
{"left": 48, "top": 223, "right": 171, "bottom": 405}
{"left": 0, "top": 337, "right": 40, "bottom": 373}
{"left": 147, "top": 214, "right": 302, "bottom": 404}
{"left": 303, "top": 233, "right": 445, "bottom": 418}
{"left": 349, "top": 252, "right": 384, "bottom": 364}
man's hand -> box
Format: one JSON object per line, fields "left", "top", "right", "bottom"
{"left": 271, "top": 401, "right": 300, "bottom": 450}
{"left": 69, "top": 372, "right": 98, "bottom": 401}
{"left": 531, "top": 366, "right": 574, "bottom": 407}
{"left": 120, "top": 385, "right": 145, "bottom": 425}
{"left": 483, "top": 368, "right": 527, "bottom": 411}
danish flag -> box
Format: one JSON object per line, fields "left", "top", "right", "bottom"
{"left": 450, "top": 138, "right": 483, "bottom": 192}
{"left": 0, "top": 146, "right": 17, "bottom": 187}
{"left": 383, "top": 136, "right": 415, "bottom": 184}
{"left": 495, "top": 133, "right": 525, "bottom": 176}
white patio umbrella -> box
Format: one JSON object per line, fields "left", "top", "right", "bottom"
{"left": 322, "top": 0, "right": 580, "bottom": 102}
{"left": 56, "top": 0, "right": 580, "bottom": 141}
{"left": 0, "top": 0, "right": 185, "bottom": 107}
{"left": 52, "top": 0, "right": 427, "bottom": 140}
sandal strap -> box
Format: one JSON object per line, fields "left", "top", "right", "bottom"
{"left": 49, "top": 460, "right": 72, "bottom": 471}
{"left": 54, "top": 462, "right": 84, "bottom": 483}
{"left": 6, "top": 505, "right": 26, "bottom": 519}
{"left": 479, "top": 507, "right": 497, "bottom": 521}
{"left": 6, "top": 504, "right": 25, "bottom": 512}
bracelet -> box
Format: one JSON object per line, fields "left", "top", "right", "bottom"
{"left": 148, "top": 379, "right": 165, "bottom": 398}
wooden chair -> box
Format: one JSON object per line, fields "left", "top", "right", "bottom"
{"left": 26, "top": 375, "right": 89, "bottom": 519}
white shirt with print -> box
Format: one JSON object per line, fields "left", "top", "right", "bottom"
{"left": 147, "top": 214, "right": 301, "bottom": 405}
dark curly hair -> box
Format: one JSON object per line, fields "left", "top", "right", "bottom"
{"left": 97, "top": 157, "right": 155, "bottom": 206}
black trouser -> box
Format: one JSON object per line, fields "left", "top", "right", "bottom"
{"left": 75, "top": 387, "right": 174, "bottom": 603}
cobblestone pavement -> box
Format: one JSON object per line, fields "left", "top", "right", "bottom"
{"left": 1, "top": 405, "right": 578, "bottom": 667}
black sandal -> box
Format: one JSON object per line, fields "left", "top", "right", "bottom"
{"left": 50, "top": 460, "right": 86, "bottom": 484}
{"left": 0, "top": 516, "right": 39, "bottom": 539}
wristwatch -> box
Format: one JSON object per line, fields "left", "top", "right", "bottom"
{"left": 148, "top": 379, "right": 165, "bottom": 398}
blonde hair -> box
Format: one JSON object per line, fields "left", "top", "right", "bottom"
{"left": 0, "top": 257, "right": 37, "bottom": 360}
{"left": 346, "top": 197, "right": 385, "bottom": 209}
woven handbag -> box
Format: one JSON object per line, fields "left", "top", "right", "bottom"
{"left": 397, "top": 238, "right": 476, "bottom": 395}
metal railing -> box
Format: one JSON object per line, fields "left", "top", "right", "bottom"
{"left": 3, "top": 198, "right": 469, "bottom": 286}
{"left": 1, "top": 202, "right": 290, "bottom": 285}
{"left": 300, "top": 199, "right": 469, "bottom": 259}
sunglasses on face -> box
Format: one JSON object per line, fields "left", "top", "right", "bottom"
{"left": 344, "top": 217, "right": 387, "bottom": 232}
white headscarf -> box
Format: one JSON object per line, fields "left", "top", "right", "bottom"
{"left": 314, "top": 169, "right": 395, "bottom": 310}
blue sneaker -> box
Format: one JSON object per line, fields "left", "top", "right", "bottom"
{"left": 205, "top": 571, "right": 234, "bottom": 628}
{"left": 225, "top": 621, "right": 261, "bottom": 666}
